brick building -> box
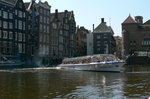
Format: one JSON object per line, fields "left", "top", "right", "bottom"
{"left": 122, "top": 15, "right": 150, "bottom": 55}
{"left": 76, "top": 26, "right": 89, "bottom": 56}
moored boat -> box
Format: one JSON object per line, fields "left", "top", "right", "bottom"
{"left": 0, "top": 60, "right": 24, "bottom": 69}
{"left": 58, "top": 54, "right": 125, "bottom": 72}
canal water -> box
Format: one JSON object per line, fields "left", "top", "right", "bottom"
{"left": 0, "top": 67, "right": 150, "bottom": 99}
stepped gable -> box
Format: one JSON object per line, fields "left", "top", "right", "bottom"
{"left": 123, "top": 15, "right": 136, "bottom": 24}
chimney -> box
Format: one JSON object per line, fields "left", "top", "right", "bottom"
{"left": 101, "top": 18, "right": 104, "bottom": 23}
{"left": 93, "top": 24, "right": 94, "bottom": 31}
{"left": 135, "top": 16, "right": 143, "bottom": 24}
{"left": 55, "top": 9, "right": 58, "bottom": 18}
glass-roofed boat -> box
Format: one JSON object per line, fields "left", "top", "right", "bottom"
{"left": 58, "top": 54, "right": 125, "bottom": 72}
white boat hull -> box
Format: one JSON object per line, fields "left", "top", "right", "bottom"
{"left": 59, "top": 62, "right": 125, "bottom": 72}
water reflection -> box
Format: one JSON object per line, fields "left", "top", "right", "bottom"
{"left": 0, "top": 67, "right": 149, "bottom": 99}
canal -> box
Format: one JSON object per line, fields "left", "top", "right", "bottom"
{"left": 0, "top": 66, "right": 149, "bottom": 99}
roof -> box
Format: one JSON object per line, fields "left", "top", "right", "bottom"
{"left": 144, "top": 20, "right": 150, "bottom": 25}
{"left": 123, "top": 15, "right": 136, "bottom": 24}
{"left": 93, "top": 22, "right": 113, "bottom": 33}
{"left": 51, "top": 10, "right": 73, "bottom": 22}
{"left": 5, "top": 0, "right": 18, "bottom": 5}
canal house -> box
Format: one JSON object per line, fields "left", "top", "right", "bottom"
{"left": 0, "top": 0, "right": 27, "bottom": 62}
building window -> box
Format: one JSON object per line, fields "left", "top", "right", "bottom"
{"left": 47, "top": 18, "right": 49, "bottom": 24}
{"left": 44, "top": 10, "right": 46, "bottom": 15}
{"left": 0, "top": 20, "right": 1, "bottom": 27}
{"left": 44, "top": 17, "right": 46, "bottom": 23}
{"left": 28, "top": 25, "right": 30, "bottom": 30}
{"left": 3, "top": 31, "right": 8, "bottom": 39}
{"left": 18, "top": 33, "right": 22, "bottom": 41}
{"left": 52, "top": 23, "right": 57, "bottom": 29}
{"left": 23, "top": 12, "right": 25, "bottom": 18}
{"left": 23, "top": 34, "right": 25, "bottom": 42}
{"left": 142, "top": 40, "right": 150, "bottom": 46}
{"left": 97, "top": 48, "right": 100, "bottom": 51}
{"left": 40, "top": 16, "right": 42, "bottom": 22}
{"left": 9, "top": 13, "right": 13, "bottom": 19}
{"left": 18, "top": 43, "right": 22, "bottom": 53}
{"left": 0, "top": 10, "right": 1, "bottom": 16}
{"left": 3, "top": 21, "right": 7, "bottom": 29}
{"left": 47, "top": 11, "right": 49, "bottom": 16}
{"left": 23, "top": 22, "right": 25, "bottom": 30}
{"left": 47, "top": 26, "right": 49, "bottom": 33}
{"left": 43, "top": 25, "right": 46, "bottom": 32}
{"left": 97, "top": 43, "right": 100, "bottom": 46}
{"left": 15, "top": 32, "right": 18, "bottom": 41}
{"left": 60, "top": 30, "right": 62, "bottom": 35}
{"left": 40, "top": 24, "right": 42, "bottom": 31}
{"left": 3, "top": 41, "right": 7, "bottom": 54}
{"left": 18, "top": 20, "right": 22, "bottom": 30}
{"left": 39, "top": 34, "right": 42, "bottom": 42}
{"left": 15, "top": 20, "right": 17, "bottom": 29}
{"left": 23, "top": 44, "right": 25, "bottom": 53}
{"left": 18, "top": 11, "right": 22, "bottom": 18}
{"left": 130, "top": 41, "right": 136, "bottom": 46}
{"left": 3, "top": 11, "right": 8, "bottom": 19}
{"left": 9, "top": 22, "right": 13, "bottom": 29}
{"left": 40, "top": 8, "right": 42, "bottom": 14}
{"left": 9, "top": 31, "right": 13, "bottom": 39}
{"left": 15, "top": 10, "right": 17, "bottom": 15}
{"left": 43, "top": 35, "right": 46, "bottom": 43}
{"left": 47, "top": 35, "right": 49, "bottom": 43}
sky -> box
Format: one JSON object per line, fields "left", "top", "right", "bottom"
{"left": 24, "top": 0, "right": 150, "bottom": 36}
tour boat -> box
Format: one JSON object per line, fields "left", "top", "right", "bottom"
{"left": 58, "top": 54, "right": 125, "bottom": 72}
{"left": 0, "top": 54, "right": 24, "bottom": 69}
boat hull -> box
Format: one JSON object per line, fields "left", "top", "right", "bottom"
{"left": 59, "top": 62, "right": 125, "bottom": 72}
{"left": 0, "top": 62, "right": 24, "bottom": 69}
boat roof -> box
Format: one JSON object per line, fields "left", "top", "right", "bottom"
{"left": 62, "top": 54, "right": 117, "bottom": 63}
